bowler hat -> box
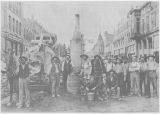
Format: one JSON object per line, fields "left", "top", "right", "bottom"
{"left": 140, "top": 56, "right": 145, "bottom": 59}
{"left": 66, "top": 54, "right": 70, "bottom": 58}
{"left": 147, "top": 55, "right": 155, "bottom": 59}
{"left": 109, "top": 69, "right": 115, "bottom": 73}
{"left": 51, "top": 56, "right": 59, "bottom": 61}
{"left": 80, "top": 54, "right": 88, "bottom": 59}
{"left": 94, "top": 55, "right": 101, "bottom": 59}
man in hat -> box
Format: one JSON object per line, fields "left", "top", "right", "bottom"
{"left": 62, "top": 54, "right": 73, "bottom": 92}
{"left": 17, "top": 56, "right": 30, "bottom": 108}
{"left": 106, "top": 69, "right": 120, "bottom": 99}
{"left": 113, "top": 57, "right": 124, "bottom": 99}
{"left": 139, "top": 57, "right": 147, "bottom": 96}
{"left": 105, "top": 57, "right": 115, "bottom": 78}
{"left": 50, "top": 56, "right": 62, "bottom": 97}
{"left": 91, "top": 55, "right": 106, "bottom": 100}
{"left": 129, "top": 55, "right": 140, "bottom": 96}
{"left": 122, "top": 58, "right": 130, "bottom": 96}
{"left": 79, "top": 54, "right": 91, "bottom": 101}
{"left": 145, "top": 55, "right": 158, "bottom": 98}
{"left": 80, "top": 54, "right": 92, "bottom": 79}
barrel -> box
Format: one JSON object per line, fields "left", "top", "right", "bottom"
{"left": 67, "top": 72, "right": 80, "bottom": 94}
{"left": 87, "top": 92, "right": 95, "bottom": 101}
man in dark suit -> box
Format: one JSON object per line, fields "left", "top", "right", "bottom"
{"left": 62, "top": 54, "right": 73, "bottom": 92}
{"left": 91, "top": 55, "right": 106, "bottom": 100}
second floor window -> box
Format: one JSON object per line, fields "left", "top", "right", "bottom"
{"left": 9, "top": 16, "right": 11, "bottom": 31}
{"left": 13, "top": 18, "right": 15, "bottom": 33}
{"left": 136, "top": 18, "right": 140, "bottom": 33}
{"left": 146, "top": 16, "right": 149, "bottom": 32}
{"left": 151, "top": 12, "right": 156, "bottom": 29}
{"left": 9, "top": 2, "right": 12, "bottom": 10}
{"left": 142, "top": 19, "right": 145, "bottom": 33}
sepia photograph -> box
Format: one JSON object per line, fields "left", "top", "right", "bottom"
{"left": 1, "top": 0, "right": 159, "bottom": 112}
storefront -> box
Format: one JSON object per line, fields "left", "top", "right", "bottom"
{"left": 2, "top": 32, "right": 23, "bottom": 56}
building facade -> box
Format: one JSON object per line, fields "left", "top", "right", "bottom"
{"left": 113, "top": 12, "right": 137, "bottom": 57}
{"left": 110, "top": 1, "right": 159, "bottom": 58}
{"left": 92, "top": 34, "right": 104, "bottom": 56}
{"left": 104, "top": 31, "right": 114, "bottom": 56}
{"left": 23, "top": 17, "right": 48, "bottom": 52}
{"left": 133, "top": 2, "right": 159, "bottom": 57}
{"left": 1, "top": 2, "right": 24, "bottom": 56}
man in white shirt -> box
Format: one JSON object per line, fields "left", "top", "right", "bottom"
{"left": 105, "top": 58, "right": 114, "bottom": 77}
{"left": 129, "top": 56, "right": 140, "bottom": 96}
{"left": 145, "top": 55, "right": 158, "bottom": 98}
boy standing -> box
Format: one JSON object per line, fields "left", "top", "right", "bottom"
{"left": 50, "top": 56, "right": 61, "bottom": 97}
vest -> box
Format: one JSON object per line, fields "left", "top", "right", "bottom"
{"left": 50, "top": 63, "right": 61, "bottom": 76}
{"left": 19, "top": 64, "right": 29, "bottom": 79}
{"left": 63, "top": 60, "right": 71, "bottom": 73}
{"left": 92, "top": 59, "right": 105, "bottom": 75}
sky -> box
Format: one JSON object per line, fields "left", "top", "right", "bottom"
{"left": 23, "top": 1, "right": 145, "bottom": 51}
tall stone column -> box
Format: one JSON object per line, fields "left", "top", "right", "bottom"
{"left": 70, "top": 14, "right": 83, "bottom": 72}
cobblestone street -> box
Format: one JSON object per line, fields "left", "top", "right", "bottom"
{"left": 1, "top": 91, "right": 159, "bottom": 112}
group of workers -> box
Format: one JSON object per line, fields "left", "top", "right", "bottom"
{"left": 3, "top": 48, "right": 159, "bottom": 109}
{"left": 79, "top": 53, "right": 159, "bottom": 101}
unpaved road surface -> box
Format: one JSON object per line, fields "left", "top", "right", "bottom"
{"left": 1, "top": 92, "right": 159, "bottom": 112}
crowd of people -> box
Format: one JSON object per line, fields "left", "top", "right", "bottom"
{"left": 79, "top": 53, "right": 159, "bottom": 101}
{"left": 3, "top": 48, "right": 159, "bottom": 109}
{"left": 4, "top": 49, "right": 73, "bottom": 109}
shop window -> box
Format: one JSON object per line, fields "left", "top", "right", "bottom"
{"left": 16, "top": 20, "right": 18, "bottom": 34}
{"left": 143, "top": 40, "right": 146, "bottom": 49}
{"left": 139, "top": 42, "right": 142, "bottom": 49}
{"left": 148, "top": 38, "right": 152, "bottom": 49}
{"left": 19, "top": 22, "right": 21, "bottom": 35}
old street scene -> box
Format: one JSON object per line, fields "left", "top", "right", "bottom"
{"left": 1, "top": 1, "right": 159, "bottom": 112}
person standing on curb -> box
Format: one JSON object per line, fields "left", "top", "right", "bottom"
{"left": 50, "top": 56, "right": 62, "bottom": 98}
{"left": 139, "top": 57, "right": 147, "bottom": 96}
{"left": 61, "top": 54, "right": 73, "bottom": 93}
{"left": 129, "top": 56, "right": 140, "bottom": 96}
{"left": 145, "top": 55, "right": 158, "bottom": 98}
{"left": 122, "top": 58, "right": 130, "bottom": 96}
{"left": 113, "top": 57, "right": 124, "bottom": 99}
{"left": 17, "top": 56, "right": 30, "bottom": 109}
